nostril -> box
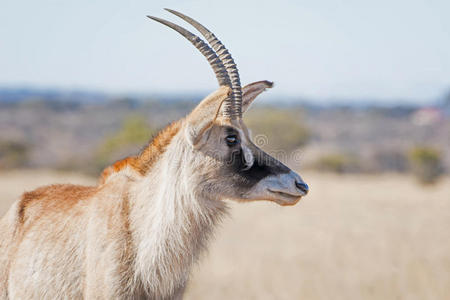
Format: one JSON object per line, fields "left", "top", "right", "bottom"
{"left": 295, "top": 181, "right": 309, "bottom": 194}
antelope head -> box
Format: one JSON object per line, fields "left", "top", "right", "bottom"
{"left": 147, "top": 9, "right": 308, "bottom": 206}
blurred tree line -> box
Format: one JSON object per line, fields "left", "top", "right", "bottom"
{"left": 244, "top": 108, "right": 310, "bottom": 152}
{"left": 0, "top": 100, "right": 447, "bottom": 185}
{"left": 0, "top": 140, "right": 30, "bottom": 169}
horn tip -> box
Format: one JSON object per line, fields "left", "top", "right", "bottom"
{"left": 147, "top": 15, "right": 166, "bottom": 24}
{"left": 165, "top": 8, "right": 183, "bottom": 17}
{"left": 164, "top": 8, "right": 180, "bottom": 14}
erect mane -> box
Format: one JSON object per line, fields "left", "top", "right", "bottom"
{"left": 99, "top": 120, "right": 182, "bottom": 184}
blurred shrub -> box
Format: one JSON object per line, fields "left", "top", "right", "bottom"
{"left": 94, "top": 115, "right": 155, "bottom": 172}
{"left": 0, "top": 140, "right": 30, "bottom": 169}
{"left": 244, "top": 108, "right": 310, "bottom": 152}
{"left": 313, "top": 153, "right": 360, "bottom": 173}
{"left": 408, "top": 147, "right": 444, "bottom": 184}
{"left": 372, "top": 149, "right": 408, "bottom": 173}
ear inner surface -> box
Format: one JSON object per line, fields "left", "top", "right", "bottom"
{"left": 241, "top": 80, "right": 274, "bottom": 113}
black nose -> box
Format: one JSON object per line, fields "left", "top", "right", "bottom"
{"left": 295, "top": 181, "right": 309, "bottom": 195}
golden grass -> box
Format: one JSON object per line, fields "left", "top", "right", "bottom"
{"left": 0, "top": 170, "right": 449, "bottom": 299}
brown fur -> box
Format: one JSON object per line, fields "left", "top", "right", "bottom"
{"left": 99, "top": 120, "right": 182, "bottom": 184}
{"left": 18, "top": 184, "right": 97, "bottom": 226}
{"left": 0, "top": 184, "right": 100, "bottom": 299}
{"left": 137, "top": 120, "right": 182, "bottom": 174}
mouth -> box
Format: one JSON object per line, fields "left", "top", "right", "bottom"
{"left": 268, "top": 189, "right": 302, "bottom": 205}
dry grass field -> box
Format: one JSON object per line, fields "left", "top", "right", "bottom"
{"left": 0, "top": 170, "right": 449, "bottom": 299}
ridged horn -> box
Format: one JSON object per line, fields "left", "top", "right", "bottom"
{"left": 147, "top": 15, "right": 236, "bottom": 117}
{"left": 165, "top": 8, "right": 243, "bottom": 119}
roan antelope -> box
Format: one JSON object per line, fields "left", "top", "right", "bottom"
{"left": 0, "top": 9, "right": 309, "bottom": 299}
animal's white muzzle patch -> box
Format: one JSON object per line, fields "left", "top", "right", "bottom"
{"left": 243, "top": 171, "right": 308, "bottom": 205}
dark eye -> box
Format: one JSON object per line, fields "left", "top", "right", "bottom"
{"left": 225, "top": 135, "right": 239, "bottom": 147}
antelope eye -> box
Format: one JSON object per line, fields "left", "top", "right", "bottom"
{"left": 225, "top": 135, "right": 238, "bottom": 147}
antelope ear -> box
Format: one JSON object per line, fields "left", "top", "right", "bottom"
{"left": 242, "top": 80, "right": 273, "bottom": 113}
{"left": 185, "top": 86, "right": 232, "bottom": 146}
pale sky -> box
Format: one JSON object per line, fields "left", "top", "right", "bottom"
{"left": 1, "top": 0, "right": 449, "bottom": 103}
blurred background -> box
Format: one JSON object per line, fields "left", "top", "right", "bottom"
{"left": 1, "top": 0, "right": 449, "bottom": 299}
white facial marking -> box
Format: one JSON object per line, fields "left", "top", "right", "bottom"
{"left": 241, "top": 145, "right": 254, "bottom": 170}
{"left": 232, "top": 126, "right": 254, "bottom": 170}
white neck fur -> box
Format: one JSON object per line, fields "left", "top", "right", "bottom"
{"left": 129, "top": 133, "right": 228, "bottom": 298}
